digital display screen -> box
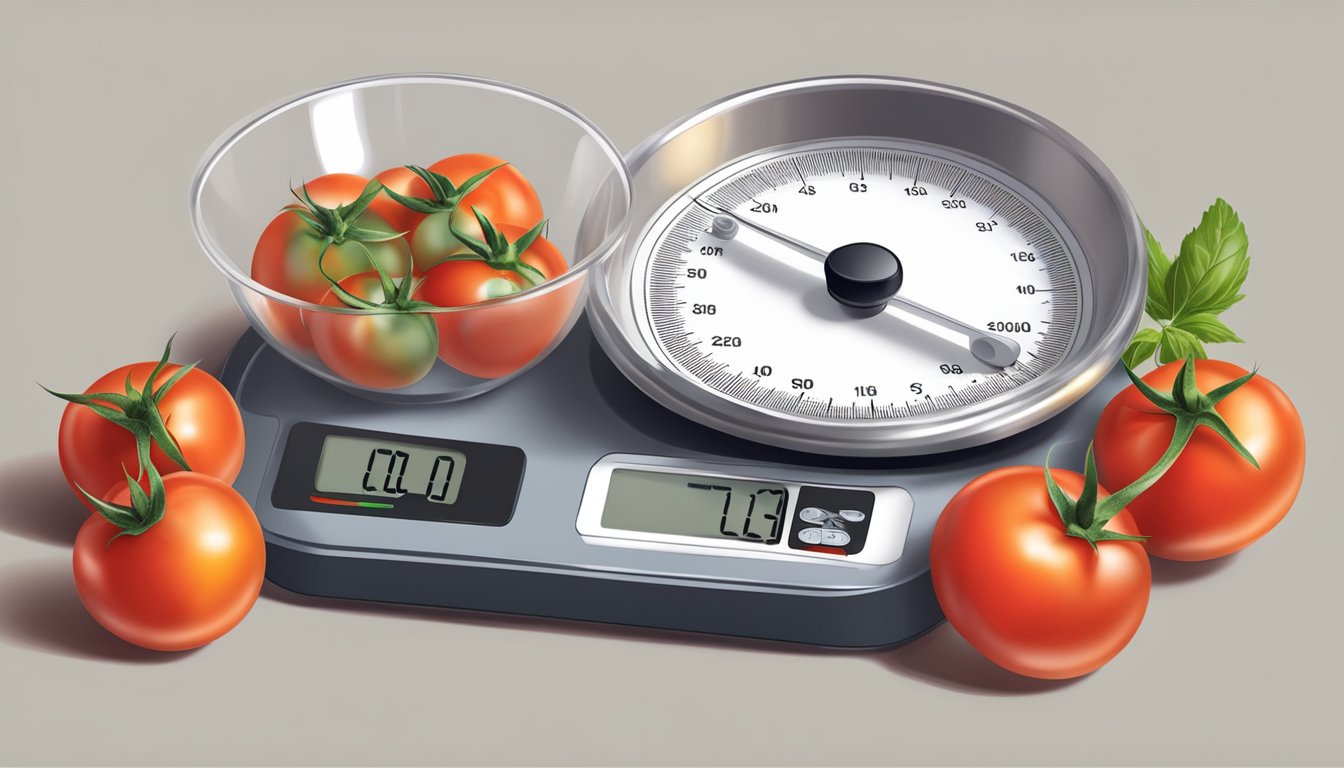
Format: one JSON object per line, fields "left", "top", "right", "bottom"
{"left": 314, "top": 435, "right": 467, "bottom": 505}
{"left": 601, "top": 469, "right": 789, "bottom": 544}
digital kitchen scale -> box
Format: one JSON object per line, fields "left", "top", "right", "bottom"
{"left": 219, "top": 77, "right": 1144, "bottom": 648}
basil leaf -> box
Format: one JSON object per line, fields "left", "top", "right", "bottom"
{"left": 1158, "top": 326, "right": 1206, "bottom": 364}
{"left": 1144, "top": 227, "right": 1173, "bottom": 321}
{"left": 1123, "top": 328, "right": 1162, "bottom": 369}
{"left": 1168, "top": 198, "right": 1249, "bottom": 320}
{"left": 1171, "top": 312, "right": 1243, "bottom": 344}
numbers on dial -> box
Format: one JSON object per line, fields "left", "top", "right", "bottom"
{"left": 641, "top": 142, "right": 1081, "bottom": 422}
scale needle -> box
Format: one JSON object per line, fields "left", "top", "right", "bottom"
{"left": 693, "top": 199, "right": 1021, "bottom": 368}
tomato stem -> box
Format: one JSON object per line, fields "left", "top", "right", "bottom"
{"left": 380, "top": 164, "right": 504, "bottom": 215}
{"left": 42, "top": 337, "right": 196, "bottom": 483}
{"left": 1046, "top": 357, "right": 1259, "bottom": 549}
{"left": 76, "top": 461, "right": 168, "bottom": 540}
{"left": 289, "top": 179, "right": 403, "bottom": 246}
{"left": 449, "top": 207, "right": 550, "bottom": 286}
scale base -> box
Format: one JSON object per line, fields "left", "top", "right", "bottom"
{"left": 222, "top": 317, "right": 1126, "bottom": 649}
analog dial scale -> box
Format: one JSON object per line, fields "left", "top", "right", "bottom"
{"left": 632, "top": 139, "right": 1089, "bottom": 423}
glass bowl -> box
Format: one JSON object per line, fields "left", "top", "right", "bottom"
{"left": 190, "top": 74, "right": 631, "bottom": 402}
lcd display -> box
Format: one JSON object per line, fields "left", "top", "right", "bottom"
{"left": 601, "top": 469, "right": 789, "bottom": 544}
{"left": 314, "top": 435, "right": 467, "bottom": 505}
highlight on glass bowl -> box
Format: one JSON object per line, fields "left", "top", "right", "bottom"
{"left": 190, "top": 74, "right": 632, "bottom": 402}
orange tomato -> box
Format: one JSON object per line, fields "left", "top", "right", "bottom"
{"left": 931, "top": 466, "right": 1151, "bottom": 679}
{"left": 73, "top": 472, "right": 266, "bottom": 651}
{"left": 1094, "top": 359, "right": 1305, "bottom": 561}
{"left": 57, "top": 362, "right": 244, "bottom": 510}
{"left": 415, "top": 224, "right": 573, "bottom": 378}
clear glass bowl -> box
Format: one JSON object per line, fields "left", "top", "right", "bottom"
{"left": 190, "top": 74, "right": 631, "bottom": 402}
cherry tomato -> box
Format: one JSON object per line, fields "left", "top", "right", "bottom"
{"left": 411, "top": 155, "right": 543, "bottom": 272}
{"left": 251, "top": 173, "right": 411, "bottom": 350}
{"left": 931, "top": 467, "right": 1151, "bottom": 679}
{"left": 369, "top": 165, "right": 432, "bottom": 236}
{"left": 1094, "top": 359, "right": 1305, "bottom": 561}
{"left": 305, "top": 272, "right": 438, "bottom": 389}
{"left": 415, "top": 224, "right": 573, "bottom": 379}
{"left": 57, "top": 362, "right": 244, "bottom": 510}
{"left": 73, "top": 472, "right": 266, "bottom": 651}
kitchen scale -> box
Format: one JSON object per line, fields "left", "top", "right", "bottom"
{"left": 220, "top": 77, "right": 1144, "bottom": 649}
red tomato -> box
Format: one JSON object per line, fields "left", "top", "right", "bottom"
{"left": 931, "top": 467, "right": 1152, "bottom": 679}
{"left": 58, "top": 362, "right": 244, "bottom": 510}
{"left": 427, "top": 153, "right": 542, "bottom": 229}
{"left": 305, "top": 273, "right": 439, "bottom": 389}
{"left": 251, "top": 173, "right": 410, "bottom": 350}
{"left": 73, "top": 472, "right": 266, "bottom": 651}
{"left": 369, "top": 165, "right": 432, "bottom": 236}
{"left": 411, "top": 155, "right": 543, "bottom": 272}
{"left": 415, "top": 225, "right": 574, "bottom": 378}
{"left": 1094, "top": 359, "right": 1305, "bottom": 561}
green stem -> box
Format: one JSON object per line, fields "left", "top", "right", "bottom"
{"left": 1046, "top": 357, "right": 1260, "bottom": 548}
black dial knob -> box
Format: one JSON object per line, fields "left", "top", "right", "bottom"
{"left": 824, "top": 242, "right": 903, "bottom": 317}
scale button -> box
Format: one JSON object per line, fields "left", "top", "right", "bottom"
{"left": 820, "top": 529, "right": 851, "bottom": 547}
{"left": 797, "top": 528, "right": 824, "bottom": 545}
{"left": 799, "top": 507, "right": 830, "bottom": 524}
{"left": 838, "top": 509, "right": 866, "bottom": 523}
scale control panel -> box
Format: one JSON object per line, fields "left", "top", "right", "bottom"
{"left": 576, "top": 454, "right": 913, "bottom": 565}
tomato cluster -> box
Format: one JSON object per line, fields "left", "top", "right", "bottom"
{"left": 931, "top": 359, "right": 1305, "bottom": 679}
{"left": 47, "top": 340, "right": 264, "bottom": 651}
{"left": 251, "top": 154, "right": 568, "bottom": 389}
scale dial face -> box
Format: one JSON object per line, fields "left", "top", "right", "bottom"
{"left": 630, "top": 139, "right": 1089, "bottom": 425}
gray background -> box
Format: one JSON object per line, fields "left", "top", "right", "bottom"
{"left": 1, "top": 0, "right": 1340, "bottom": 765}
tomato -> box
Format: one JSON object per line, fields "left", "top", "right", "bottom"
{"left": 415, "top": 223, "right": 574, "bottom": 379}
{"left": 73, "top": 472, "right": 265, "bottom": 651}
{"left": 57, "top": 360, "right": 244, "bottom": 510}
{"left": 251, "top": 173, "right": 411, "bottom": 350}
{"left": 411, "top": 154, "right": 543, "bottom": 272}
{"left": 1094, "top": 359, "right": 1305, "bottom": 561}
{"left": 305, "top": 272, "right": 439, "bottom": 389}
{"left": 369, "top": 165, "right": 431, "bottom": 236}
{"left": 931, "top": 466, "right": 1151, "bottom": 679}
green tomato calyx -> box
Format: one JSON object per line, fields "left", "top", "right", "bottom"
{"left": 76, "top": 461, "right": 169, "bottom": 541}
{"left": 42, "top": 337, "right": 196, "bottom": 489}
{"left": 318, "top": 241, "right": 430, "bottom": 314}
{"left": 448, "top": 207, "right": 549, "bottom": 287}
{"left": 381, "top": 164, "right": 504, "bottom": 215}
{"left": 289, "top": 179, "right": 404, "bottom": 246}
{"left": 1045, "top": 357, "right": 1258, "bottom": 550}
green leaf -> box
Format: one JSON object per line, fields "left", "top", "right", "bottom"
{"left": 449, "top": 212, "right": 495, "bottom": 261}
{"left": 1171, "top": 312, "right": 1243, "bottom": 344}
{"left": 1123, "top": 328, "right": 1162, "bottom": 370}
{"left": 1042, "top": 451, "right": 1076, "bottom": 529}
{"left": 344, "top": 226, "right": 407, "bottom": 243}
{"left": 1168, "top": 198, "right": 1250, "bottom": 320}
{"left": 1158, "top": 326, "right": 1206, "bottom": 364}
{"left": 143, "top": 399, "right": 191, "bottom": 472}
{"left": 75, "top": 482, "right": 140, "bottom": 531}
{"left": 140, "top": 462, "right": 168, "bottom": 531}
{"left": 1205, "top": 367, "right": 1257, "bottom": 405}
{"left": 336, "top": 179, "right": 385, "bottom": 220}
{"left": 289, "top": 207, "right": 323, "bottom": 231}
{"left": 381, "top": 184, "right": 444, "bottom": 214}
{"left": 1074, "top": 445, "right": 1099, "bottom": 528}
{"left": 123, "top": 464, "right": 150, "bottom": 518}
{"left": 1196, "top": 411, "right": 1261, "bottom": 469}
{"left": 1090, "top": 529, "right": 1149, "bottom": 543}
{"left": 512, "top": 218, "right": 547, "bottom": 258}
{"left": 1123, "top": 361, "right": 1176, "bottom": 409}
{"left": 151, "top": 361, "right": 198, "bottom": 401}
{"left": 455, "top": 163, "right": 505, "bottom": 198}
{"left": 1144, "top": 227, "right": 1173, "bottom": 320}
